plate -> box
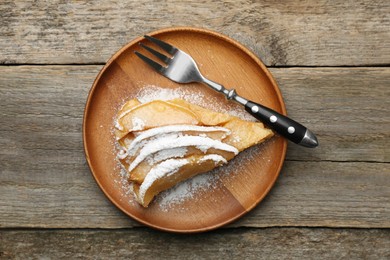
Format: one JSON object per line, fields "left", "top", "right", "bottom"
{"left": 83, "top": 27, "right": 287, "bottom": 233}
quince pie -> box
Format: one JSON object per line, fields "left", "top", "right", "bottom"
{"left": 115, "top": 98, "right": 273, "bottom": 207}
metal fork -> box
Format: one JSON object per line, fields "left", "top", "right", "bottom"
{"left": 135, "top": 35, "right": 318, "bottom": 148}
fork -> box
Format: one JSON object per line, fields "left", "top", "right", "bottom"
{"left": 135, "top": 35, "right": 318, "bottom": 148}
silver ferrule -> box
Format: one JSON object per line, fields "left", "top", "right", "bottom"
{"left": 202, "top": 78, "right": 248, "bottom": 106}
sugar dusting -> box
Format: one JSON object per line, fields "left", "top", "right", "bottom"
{"left": 157, "top": 172, "right": 220, "bottom": 212}
{"left": 136, "top": 86, "right": 205, "bottom": 105}
{"left": 156, "top": 143, "right": 270, "bottom": 212}
{"left": 136, "top": 85, "right": 255, "bottom": 121}
{"left": 131, "top": 117, "right": 145, "bottom": 131}
{"left": 127, "top": 134, "right": 238, "bottom": 172}
{"left": 138, "top": 158, "right": 189, "bottom": 204}
{"left": 112, "top": 85, "right": 267, "bottom": 210}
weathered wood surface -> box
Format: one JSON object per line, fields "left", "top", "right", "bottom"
{"left": 0, "top": 0, "right": 389, "bottom": 66}
{"left": 1, "top": 160, "right": 388, "bottom": 229}
{"left": 1, "top": 66, "right": 388, "bottom": 163}
{"left": 1, "top": 228, "right": 389, "bottom": 259}
{"left": 0, "top": 66, "right": 389, "bottom": 228}
{"left": 0, "top": 0, "right": 389, "bottom": 257}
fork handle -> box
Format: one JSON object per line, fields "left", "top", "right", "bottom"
{"left": 202, "top": 78, "right": 318, "bottom": 147}
{"left": 244, "top": 100, "right": 318, "bottom": 147}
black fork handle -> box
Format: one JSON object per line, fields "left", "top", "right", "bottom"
{"left": 137, "top": 35, "right": 318, "bottom": 148}
{"left": 244, "top": 101, "right": 318, "bottom": 147}
{"left": 202, "top": 79, "right": 318, "bottom": 148}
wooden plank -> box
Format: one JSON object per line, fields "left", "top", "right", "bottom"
{"left": 0, "top": 0, "right": 389, "bottom": 66}
{"left": 0, "top": 66, "right": 388, "bottom": 163}
{"left": 0, "top": 158, "right": 388, "bottom": 228}
{"left": 236, "top": 161, "right": 390, "bottom": 228}
{"left": 1, "top": 228, "right": 389, "bottom": 259}
{"left": 271, "top": 67, "right": 390, "bottom": 163}
{"left": 0, "top": 66, "right": 389, "bottom": 229}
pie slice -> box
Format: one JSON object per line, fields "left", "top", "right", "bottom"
{"left": 115, "top": 98, "right": 273, "bottom": 207}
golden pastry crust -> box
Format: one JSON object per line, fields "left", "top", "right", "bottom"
{"left": 115, "top": 98, "right": 273, "bottom": 207}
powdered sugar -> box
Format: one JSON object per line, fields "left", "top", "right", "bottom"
{"left": 155, "top": 142, "right": 270, "bottom": 211}
{"left": 157, "top": 172, "right": 220, "bottom": 211}
{"left": 131, "top": 117, "right": 145, "bottom": 131}
{"left": 135, "top": 85, "right": 255, "bottom": 121}
{"left": 138, "top": 158, "right": 189, "bottom": 204}
{"left": 198, "top": 154, "right": 227, "bottom": 164}
{"left": 114, "top": 120, "right": 124, "bottom": 131}
{"left": 136, "top": 85, "right": 205, "bottom": 105}
{"left": 146, "top": 147, "right": 188, "bottom": 166}
{"left": 113, "top": 85, "right": 268, "bottom": 210}
{"left": 125, "top": 124, "right": 230, "bottom": 156}
{"left": 117, "top": 149, "right": 128, "bottom": 160}
{"left": 128, "top": 134, "right": 238, "bottom": 172}
{"left": 233, "top": 135, "right": 241, "bottom": 143}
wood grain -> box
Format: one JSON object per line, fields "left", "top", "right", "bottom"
{"left": 0, "top": 66, "right": 388, "bottom": 162}
{"left": 83, "top": 28, "right": 288, "bottom": 232}
{"left": 0, "top": 0, "right": 388, "bottom": 255}
{"left": 1, "top": 228, "right": 389, "bottom": 259}
{"left": 1, "top": 159, "right": 388, "bottom": 229}
{"left": 0, "top": 0, "right": 389, "bottom": 66}
{"left": 272, "top": 67, "right": 390, "bottom": 163}
{"left": 1, "top": 65, "right": 389, "bottom": 229}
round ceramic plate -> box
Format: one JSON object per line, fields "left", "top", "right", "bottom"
{"left": 83, "top": 27, "right": 287, "bottom": 233}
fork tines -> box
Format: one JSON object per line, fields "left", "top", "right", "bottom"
{"left": 143, "top": 35, "right": 177, "bottom": 55}
{"left": 139, "top": 43, "right": 171, "bottom": 64}
{"left": 134, "top": 35, "right": 178, "bottom": 73}
{"left": 134, "top": 50, "right": 166, "bottom": 73}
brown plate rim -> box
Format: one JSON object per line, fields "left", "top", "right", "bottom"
{"left": 82, "top": 26, "right": 288, "bottom": 233}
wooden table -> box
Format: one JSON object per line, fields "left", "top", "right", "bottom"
{"left": 1, "top": 0, "right": 389, "bottom": 258}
